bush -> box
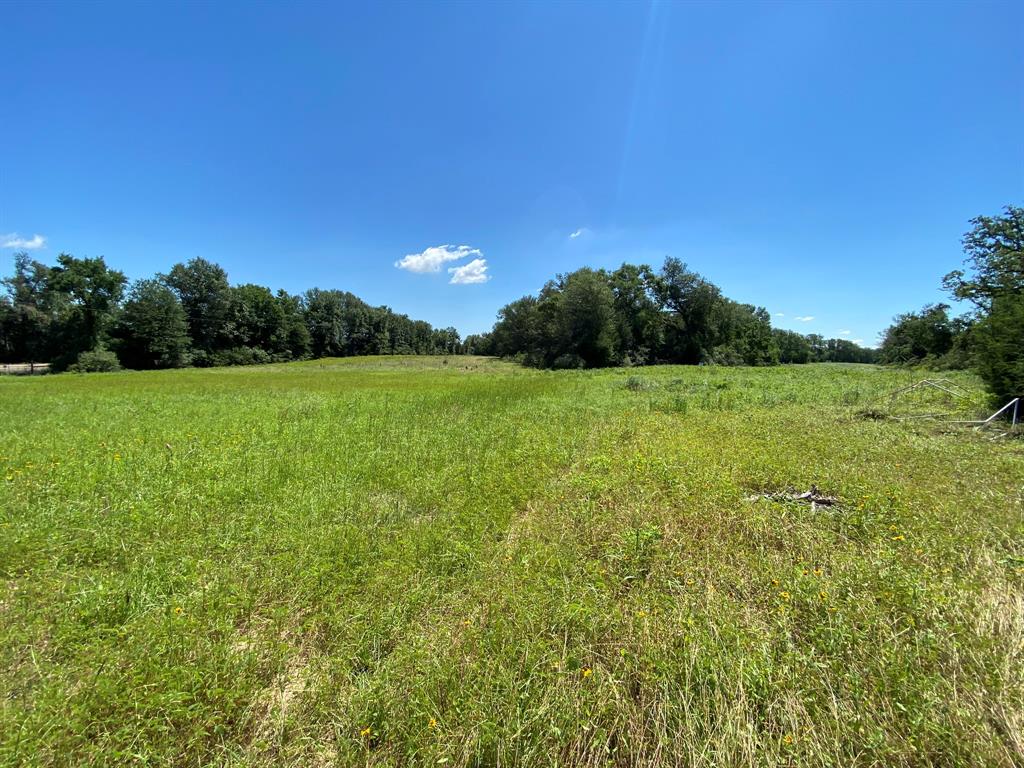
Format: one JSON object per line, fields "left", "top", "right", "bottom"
{"left": 207, "top": 346, "right": 272, "bottom": 367}
{"left": 706, "top": 346, "right": 744, "bottom": 366}
{"left": 68, "top": 348, "right": 122, "bottom": 373}
{"left": 551, "top": 353, "right": 585, "bottom": 370}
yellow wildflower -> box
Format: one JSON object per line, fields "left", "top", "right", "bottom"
{"left": 428, "top": 717, "right": 437, "bottom": 729}
{"left": 360, "top": 726, "right": 372, "bottom": 738}
{"left": 582, "top": 668, "right": 593, "bottom": 678}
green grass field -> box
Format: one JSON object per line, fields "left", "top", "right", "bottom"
{"left": 1, "top": 359, "right": 1022, "bottom": 767}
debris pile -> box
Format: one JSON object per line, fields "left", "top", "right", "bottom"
{"left": 746, "top": 485, "right": 840, "bottom": 511}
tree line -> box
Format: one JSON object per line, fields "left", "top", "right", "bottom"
{"left": 479, "top": 257, "right": 876, "bottom": 368}
{"left": 878, "top": 205, "right": 1023, "bottom": 401}
{"left": 16, "top": 206, "right": 1017, "bottom": 389}
{"left": 0, "top": 256, "right": 467, "bottom": 371}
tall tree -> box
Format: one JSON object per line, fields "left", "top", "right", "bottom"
{"left": 111, "top": 280, "right": 190, "bottom": 369}
{"left": 163, "top": 258, "right": 231, "bottom": 353}
{"left": 653, "top": 258, "right": 723, "bottom": 364}
{"left": 46, "top": 253, "right": 126, "bottom": 365}
{"left": 972, "top": 293, "right": 1024, "bottom": 401}
{"left": 773, "top": 329, "right": 812, "bottom": 364}
{"left": 941, "top": 205, "right": 1024, "bottom": 400}
{"left": 0, "top": 252, "right": 60, "bottom": 362}
{"left": 943, "top": 205, "right": 1024, "bottom": 311}
{"left": 879, "top": 304, "right": 955, "bottom": 364}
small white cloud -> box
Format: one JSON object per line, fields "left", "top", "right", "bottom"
{"left": 794, "top": 315, "right": 815, "bottom": 322}
{"left": 448, "top": 258, "right": 490, "bottom": 285}
{"left": 1, "top": 233, "right": 46, "bottom": 250}
{"left": 395, "top": 244, "right": 481, "bottom": 274}
{"left": 852, "top": 339, "right": 864, "bottom": 345}
{"left": 838, "top": 329, "right": 851, "bottom": 336}
{"left": 773, "top": 312, "right": 785, "bottom": 317}
{"left": 569, "top": 228, "right": 588, "bottom": 239}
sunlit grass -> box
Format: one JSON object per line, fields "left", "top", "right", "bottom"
{"left": 1, "top": 359, "right": 1021, "bottom": 766}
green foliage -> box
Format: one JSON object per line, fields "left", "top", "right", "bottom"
{"left": 937, "top": 205, "right": 1024, "bottom": 401}
{"left": 773, "top": 328, "right": 812, "bottom": 363}
{"left": 67, "top": 347, "right": 122, "bottom": 372}
{"left": 553, "top": 268, "right": 619, "bottom": 367}
{"left": 47, "top": 254, "right": 127, "bottom": 368}
{"left": 1, "top": 360, "right": 1020, "bottom": 765}
{"left": 303, "top": 288, "right": 458, "bottom": 358}
{"left": 879, "top": 303, "right": 958, "bottom": 364}
{"left": 111, "top": 280, "right": 190, "bottom": 369}
{"left": 490, "top": 259, "right": 866, "bottom": 369}
{"left": 1, "top": 253, "right": 462, "bottom": 371}
{"left": 163, "top": 258, "right": 231, "bottom": 353}
{"left": 972, "top": 292, "right": 1024, "bottom": 400}
{"left": 943, "top": 205, "right": 1024, "bottom": 311}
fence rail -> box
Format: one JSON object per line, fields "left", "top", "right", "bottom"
{"left": 0, "top": 362, "right": 51, "bottom": 375}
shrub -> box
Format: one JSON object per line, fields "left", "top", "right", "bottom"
{"left": 208, "top": 346, "right": 273, "bottom": 367}
{"left": 68, "top": 348, "right": 122, "bottom": 373}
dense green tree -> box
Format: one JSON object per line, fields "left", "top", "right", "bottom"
{"left": 825, "top": 338, "right": 878, "bottom": 364}
{"left": 490, "top": 260, "right": 784, "bottom": 369}
{"left": 111, "top": 280, "right": 190, "bottom": 369}
{"left": 0, "top": 252, "right": 60, "bottom": 362}
{"left": 773, "top": 328, "right": 812, "bottom": 363}
{"left": 608, "top": 264, "right": 662, "bottom": 364}
{"left": 972, "top": 293, "right": 1024, "bottom": 400}
{"left": 46, "top": 253, "right": 126, "bottom": 367}
{"left": 653, "top": 258, "right": 723, "bottom": 364}
{"left": 462, "top": 333, "right": 493, "bottom": 355}
{"left": 163, "top": 258, "right": 231, "bottom": 352}
{"left": 434, "top": 327, "right": 462, "bottom": 355}
{"left": 879, "top": 304, "right": 956, "bottom": 364}
{"left": 221, "top": 284, "right": 289, "bottom": 355}
{"left": 304, "top": 288, "right": 349, "bottom": 357}
{"left": 939, "top": 206, "right": 1024, "bottom": 400}
{"left": 276, "top": 291, "right": 311, "bottom": 360}
{"left": 491, "top": 296, "right": 540, "bottom": 359}
{"left": 554, "top": 268, "right": 619, "bottom": 367}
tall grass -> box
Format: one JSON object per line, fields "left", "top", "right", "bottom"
{"left": 1, "top": 359, "right": 1021, "bottom": 766}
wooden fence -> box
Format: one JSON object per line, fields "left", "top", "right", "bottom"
{"left": 0, "top": 362, "right": 51, "bottom": 375}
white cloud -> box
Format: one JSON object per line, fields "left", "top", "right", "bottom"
{"left": 1, "top": 233, "right": 46, "bottom": 250}
{"left": 448, "top": 258, "right": 490, "bottom": 285}
{"left": 774, "top": 312, "right": 785, "bottom": 317}
{"left": 794, "top": 316, "right": 815, "bottom": 322}
{"left": 395, "top": 244, "right": 481, "bottom": 274}
{"left": 569, "top": 228, "right": 588, "bottom": 239}
{"left": 852, "top": 339, "right": 864, "bottom": 344}
{"left": 838, "top": 329, "right": 851, "bottom": 336}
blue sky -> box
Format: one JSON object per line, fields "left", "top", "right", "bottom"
{"left": 1, "top": 1, "right": 1021, "bottom": 344}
